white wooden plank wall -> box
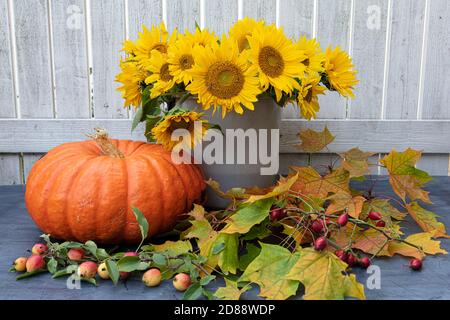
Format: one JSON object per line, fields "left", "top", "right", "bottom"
{"left": 0, "top": 0, "right": 449, "bottom": 185}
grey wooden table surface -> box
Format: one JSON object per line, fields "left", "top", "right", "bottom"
{"left": 1, "top": 177, "right": 450, "bottom": 300}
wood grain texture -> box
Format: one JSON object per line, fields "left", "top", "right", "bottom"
{"left": 204, "top": 0, "right": 238, "bottom": 35}
{"left": 22, "top": 154, "right": 44, "bottom": 183}
{"left": 128, "top": 0, "right": 163, "bottom": 39}
{"left": 0, "top": 0, "right": 15, "bottom": 118}
{"left": 90, "top": 0, "right": 127, "bottom": 119}
{"left": 51, "top": 0, "right": 89, "bottom": 119}
{"left": 0, "top": 154, "right": 21, "bottom": 185}
{"left": 417, "top": 154, "right": 449, "bottom": 176}
{"left": 385, "top": 0, "right": 425, "bottom": 119}
{"left": 166, "top": 0, "right": 200, "bottom": 33}
{"left": 242, "top": 0, "right": 276, "bottom": 24}
{"left": 315, "top": 0, "right": 351, "bottom": 119}
{"left": 14, "top": 0, "right": 53, "bottom": 118}
{"left": 422, "top": 0, "right": 450, "bottom": 119}
{"left": 1, "top": 119, "right": 450, "bottom": 154}
{"left": 348, "top": 0, "right": 388, "bottom": 119}
{"left": 279, "top": 0, "right": 314, "bottom": 120}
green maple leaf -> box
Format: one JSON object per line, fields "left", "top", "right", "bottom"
{"left": 239, "top": 243, "right": 301, "bottom": 300}
{"left": 406, "top": 202, "right": 449, "bottom": 238}
{"left": 221, "top": 198, "right": 274, "bottom": 234}
{"left": 286, "top": 248, "right": 365, "bottom": 300}
{"left": 214, "top": 279, "right": 251, "bottom": 300}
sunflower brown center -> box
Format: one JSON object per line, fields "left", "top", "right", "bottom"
{"left": 205, "top": 61, "right": 244, "bottom": 99}
{"left": 152, "top": 43, "right": 168, "bottom": 53}
{"left": 258, "top": 46, "right": 285, "bottom": 77}
{"left": 179, "top": 54, "right": 194, "bottom": 70}
{"left": 160, "top": 63, "right": 173, "bottom": 82}
{"left": 303, "top": 58, "right": 310, "bottom": 66}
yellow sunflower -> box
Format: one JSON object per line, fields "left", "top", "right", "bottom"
{"left": 247, "top": 25, "right": 306, "bottom": 102}
{"left": 297, "top": 73, "right": 326, "bottom": 120}
{"left": 185, "top": 28, "right": 218, "bottom": 47}
{"left": 229, "top": 17, "right": 264, "bottom": 52}
{"left": 324, "top": 46, "right": 358, "bottom": 98}
{"left": 116, "top": 60, "right": 148, "bottom": 108}
{"left": 122, "top": 40, "right": 138, "bottom": 56}
{"left": 134, "top": 23, "right": 176, "bottom": 66}
{"left": 168, "top": 34, "right": 197, "bottom": 85}
{"left": 297, "top": 36, "right": 325, "bottom": 74}
{"left": 144, "top": 50, "right": 176, "bottom": 99}
{"left": 187, "top": 36, "right": 262, "bottom": 118}
{"left": 151, "top": 111, "right": 209, "bottom": 151}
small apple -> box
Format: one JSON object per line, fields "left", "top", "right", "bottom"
{"left": 311, "top": 220, "right": 324, "bottom": 233}
{"left": 337, "top": 213, "right": 349, "bottom": 227}
{"left": 67, "top": 248, "right": 85, "bottom": 261}
{"left": 142, "top": 268, "right": 162, "bottom": 287}
{"left": 368, "top": 211, "right": 382, "bottom": 221}
{"left": 359, "top": 257, "right": 371, "bottom": 269}
{"left": 314, "top": 237, "right": 327, "bottom": 251}
{"left": 77, "top": 261, "right": 97, "bottom": 279}
{"left": 124, "top": 252, "right": 138, "bottom": 257}
{"left": 31, "top": 243, "right": 48, "bottom": 255}
{"left": 26, "top": 255, "right": 45, "bottom": 272}
{"left": 97, "top": 262, "right": 109, "bottom": 280}
{"left": 14, "top": 257, "right": 28, "bottom": 272}
{"left": 173, "top": 273, "right": 191, "bottom": 292}
{"left": 270, "top": 206, "right": 286, "bottom": 221}
{"left": 409, "top": 259, "right": 423, "bottom": 271}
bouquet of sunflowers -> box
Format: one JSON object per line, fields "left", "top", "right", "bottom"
{"left": 116, "top": 18, "right": 358, "bottom": 150}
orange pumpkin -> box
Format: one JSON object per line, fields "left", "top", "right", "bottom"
{"left": 25, "top": 130, "right": 205, "bottom": 244}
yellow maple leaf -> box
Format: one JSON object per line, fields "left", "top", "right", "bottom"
{"left": 406, "top": 202, "right": 449, "bottom": 238}
{"left": 326, "top": 192, "right": 366, "bottom": 218}
{"left": 286, "top": 248, "right": 365, "bottom": 300}
{"left": 297, "top": 127, "right": 335, "bottom": 152}
{"left": 339, "top": 148, "right": 375, "bottom": 178}
{"left": 380, "top": 149, "right": 432, "bottom": 204}
{"left": 291, "top": 167, "right": 350, "bottom": 198}
{"left": 388, "top": 232, "right": 448, "bottom": 259}
{"left": 246, "top": 173, "right": 298, "bottom": 203}
{"left": 214, "top": 279, "right": 251, "bottom": 300}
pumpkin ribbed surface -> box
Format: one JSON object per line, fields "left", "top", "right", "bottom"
{"left": 25, "top": 140, "right": 205, "bottom": 244}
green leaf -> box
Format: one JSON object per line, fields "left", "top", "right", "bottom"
{"left": 106, "top": 260, "right": 120, "bottom": 285}
{"left": 83, "top": 241, "right": 98, "bottom": 257}
{"left": 200, "top": 275, "right": 216, "bottom": 286}
{"left": 82, "top": 277, "right": 98, "bottom": 287}
{"left": 214, "top": 279, "right": 251, "bottom": 300}
{"left": 216, "top": 233, "right": 239, "bottom": 275}
{"left": 239, "top": 243, "right": 261, "bottom": 271}
{"left": 221, "top": 198, "right": 274, "bottom": 234}
{"left": 212, "top": 242, "right": 226, "bottom": 255}
{"left": 153, "top": 240, "right": 192, "bottom": 256}
{"left": 152, "top": 253, "right": 167, "bottom": 266}
{"left": 406, "top": 202, "right": 449, "bottom": 238}
{"left": 47, "top": 258, "right": 58, "bottom": 274}
{"left": 117, "top": 256, "right": 141, "bottom": 272}
{"left": 132, "top": 106, "right": 144, "bottom": 131}
{"left": 286, "top": 248, "right": 366, "bottom": 300}
{"left": 132, "top": 207, "right": 150, "bottom": 251}
{"left": 183, "top": 283, "right": 203, "bottom": 300}
{"left": 239, "top": 243, "right": 301, "bottom": 300}
{"left": 16, "top": 269, "right": 47, "bottom": 280}
{"left": 52, "top": 265, "right": 78, "bottom": 279}
{"left": 95, "top": 248, "right": 110, "bottom": 260}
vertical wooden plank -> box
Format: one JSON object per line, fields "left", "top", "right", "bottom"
{"left": 204, "top": 0, "right": 238, "bottom": 36}
{"left": 14, "top": 0, "right": 54, "bottom": 118}
{"left": 0, "top": 154, "right": 21, "bottom": 185}
{"left": 90, "top": 0, "right": 128, "bottom": 119}
{"left": 422, "top": 0, "right": 450, "bottom": 119}
{"left": 242, "top": 0, "right": 277, "bottom": 24}
{"left": 0, "top": 0, "right": 15, "bottom": 118}
{"left": 348, "top": 0, "right": 388, "bottom": 119}
{"left": 166, "top": 0, "right": 200, "bottom": 33}
{"left": 128, "top": 0, "right": 163, "bottom": 40}
{"left": 279, "top": 0, "right": 315, "bottom": 120}
{"left": 315, "top": 0, "right": 351, "bottom": 119}
{"left": 385, "top": 0, "right": 425, "bottom": 119}
{"left": 51, "top": 0, "right": 90, "bottom": 119}
{"left": 23, "top": 153, "right": 44, "bottom": 183}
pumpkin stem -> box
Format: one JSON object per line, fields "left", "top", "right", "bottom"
{"left": 87, "top": 128, "right": 125, "bottom": 158}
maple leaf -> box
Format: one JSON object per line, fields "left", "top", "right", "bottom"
{"left": 239, "top": 243, "right": 301, "bottom": 300}
{"left": 339, "top": 148, "right": 375, "bottom": 178}
{"left": 380, "top": 149, "right": 432, "bottom": 204}
{"left": 388, "top": 232, "right": 448, "bottom": 259}
{"left": 221, "top": 198, "right": 274, "bottom": 234}
{"left": 291, "top": 167, "right": 350, "bottom": 198}
{"left": 206, "top": 179, "right": 248, "bottom": 202}
{"left": 246, "top": 174, "right": 298, "bottom": 204}
{"left": 326, "top": 192, "right": 366, "bottom": 218}
{"left": 286, "top": 248, "right": 365, "bottom": 300}
{"left": 188, "top": 204, "right": 207, "bottom": 221}
{"left": 297, "top": 127, "right": 335, "bottom": 152}
{"left": 406, "top": 202, "right": 449, "bottom": 238}
{"left": 363, "top": 199, "right": 406, "bottom": 221}
{"left": 282, "top": 224, "right": 311, "bottom": 248}
{"left": 214, "top": 279, "right": 251, "bottom": 300}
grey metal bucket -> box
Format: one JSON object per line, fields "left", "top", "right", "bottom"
{"left": 183, "top": 98, "right": 282, "bottom": 209}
